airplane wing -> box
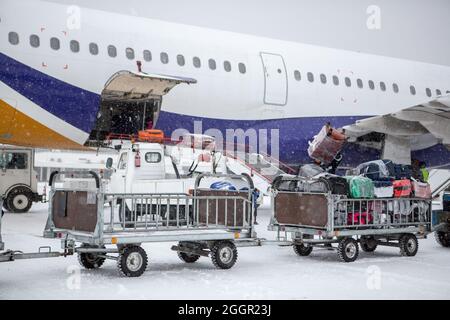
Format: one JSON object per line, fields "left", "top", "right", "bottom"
{"left": 344, "top": 95, "right": 450, "bottom": 151}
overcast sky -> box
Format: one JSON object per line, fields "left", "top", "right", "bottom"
{"left": 47, "top": 0, "right": 450, "bottom": 66}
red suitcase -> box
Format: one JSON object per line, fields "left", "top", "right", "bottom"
{"left": 412, "top": 180, "right": 431, "bottom": 199}
{"left": 308, "top": 125, "right": 346, "bottom": 165}
{"left": 347, "top": 212, "right": 373, "bottom": 225}
{"left": 393, "top": 180, "right": 412, "bottom": 198}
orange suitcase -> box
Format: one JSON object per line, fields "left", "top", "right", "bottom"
{"left": 138, "top": 130, "right": 165, "bottom": 143}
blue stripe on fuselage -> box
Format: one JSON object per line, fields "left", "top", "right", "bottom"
{"left": 0, "top": 52, "right": 100, "bottom": 133}
{"left": 157, "top": 111, "right": 450, "bottom": 167}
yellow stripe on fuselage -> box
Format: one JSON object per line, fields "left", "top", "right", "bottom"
{"left": 0, "top": 99, "right": 88, "bottom": 150}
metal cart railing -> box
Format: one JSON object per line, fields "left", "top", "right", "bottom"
{"left": 268, "top": 175, "right": 432, "bottom": 262}
{"left": 0, "top": 197, "right": 4, "bottom": 251}
{"left": 43, "top": 171, "right": 257, "bottom": 276}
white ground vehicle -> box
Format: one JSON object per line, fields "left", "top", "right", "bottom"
{"left": 0, "top": 147, "right": 44, "bottom": 213}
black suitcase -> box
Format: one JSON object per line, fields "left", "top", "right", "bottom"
{"left": 318, "top": 175, "right": 349, "bottom": 195}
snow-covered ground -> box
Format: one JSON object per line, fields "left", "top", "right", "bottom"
{"left": 1, "top": 202, "right": 450, "bottom": 300}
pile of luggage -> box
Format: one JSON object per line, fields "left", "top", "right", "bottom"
{"left": 351, "top": 159, "right": 432, "bottom": 199}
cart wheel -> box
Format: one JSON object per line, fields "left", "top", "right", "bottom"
{"left": 293, "top": 244, "right": 313, "bottom": 256}
{"left": 435, "top": 231, "right": 450, "bottom": 248}
{"left": 211, "top": 241, "right": 238, "bottom": 270}
{"left": 117, "top": 246, "right": 148, "bottom": 277}
{"left": 177, "top": 251, "right": 201, "bottom": 263}
{"left": 77, "top": 247, "right": 106, "bottom": 269}
{"left": 360, "top": 237, "right": 378, "bottom": 253}
{"left": 399, "top": 234, "right": 419, "bottom": 257}
{"left": 337, "top": 238, "right": 359, "bottom": 262}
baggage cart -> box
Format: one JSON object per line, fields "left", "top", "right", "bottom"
{"left": 43, "top": 171, "right": 257, "bottom": 277}
{"left": 0, "top": 197, "right": 4, "bottom": 251}
{"left": 268, "top": 175, "right": 432, "bottom": 262}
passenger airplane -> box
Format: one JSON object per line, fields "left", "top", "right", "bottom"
{"left": 1, "top": 0, "right": 449, "bottom": 167}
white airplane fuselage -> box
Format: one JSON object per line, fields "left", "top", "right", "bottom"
{"left": 1, "top": 0, "right": 450, "bottom": 166}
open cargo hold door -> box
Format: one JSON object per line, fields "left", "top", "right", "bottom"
{"left": 89, "top": 71, "right": 196, "bottom": 143}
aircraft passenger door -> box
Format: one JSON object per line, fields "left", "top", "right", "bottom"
{"left": 260, "top": 53, "right": 288, "bottom": 106}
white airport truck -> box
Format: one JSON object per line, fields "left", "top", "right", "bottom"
{"left": 0, "top": 147, "right": 44, "bottom": 213}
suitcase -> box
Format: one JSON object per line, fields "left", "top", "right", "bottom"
{"left": 373, "top": 180, "right": 394, "bottom": 198}
{"left": 356, "top": 160, "right": 394, "bottom": 180}
{"left": 318, "top": 175, "right": 349, "bottom": 195}
{"left": 345, "top": 176, "right": 374, "bottom": 199}
{"left": 138, "top": 129, "right": 165, "bottom": 143}
{"left": 307, "top": 125, "right": 346, "bottom": 165}
{"left": 298, "top": 163, "right": 324, "bottom": 178}
{"left": 393, "top": 180, "right": 412, "bottom": 198}
{"left": 411, "top": 180, "right": 431, "bottom": 199}
{"left": 393, "top": 164, "right": 412, "bottom": 180}
{"left": 347, "top": 212, "right": 373, "bottom": 225}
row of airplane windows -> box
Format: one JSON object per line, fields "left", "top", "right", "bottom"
{"left": 7, "top": 31, "right": 450, "bottom": 97}
{"left": 293, "top": 70, "right": 449, "bottom": 98}
{"left": 7, "top": 32, "right": 247, "bottom": 74}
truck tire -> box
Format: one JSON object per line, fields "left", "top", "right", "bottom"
{"left": 211, "top": 241, "right": 238, "bottom": 270}
{"left": 399, "top": 234, "right": 419, "bottom": 257}
{"left": 337, "top": 238, "right": 359, "bottom": 262}
{"left": 7, "top": 188, "right": 33, "bottom": 213}
{"left": 360, "top": 236, "right": 378, "bottom": 252}
{"left": 117, "top": 246, "right": 148, "bottom": 277}
{"left": 177, "top": 251, "right": 201, "bottom": 263}
{"left": 435, "top": 231, "right": 450, "bottom": 247}
{"left": 118, "top": 202, "right": 134, "bottom": 228}
{"left": 78, "top": 246, "right": 106, "bottom": 269}
{"left": 293, "top": 243, "right": 313, "bottom": 256}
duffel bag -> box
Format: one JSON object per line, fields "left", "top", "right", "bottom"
{"left": 345, "top": 176, "right": 375, "bottom": 199}
{"left": 393, "top": 179, "right": 412, "bottom": 198}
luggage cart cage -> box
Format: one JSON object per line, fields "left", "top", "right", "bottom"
{"left": 269, "top": 175, "right": 432, "bottom": 238}
{"left": 44, "top": 171, "right": 257, "bottom": 246}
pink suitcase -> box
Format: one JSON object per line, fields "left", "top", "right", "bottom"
{"left": 412, "top": 180, "right": 431, "bottom": 199}
{"left": 308, "top": 125, "right": 346, "bottom": 165}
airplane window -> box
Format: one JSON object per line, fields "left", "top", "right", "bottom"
{"left": 410, "top": 85, "right": 416, "bottom": 95}
{"left": 70, "top": 40, "right": 80, "bottom": 53}
{"left": 161, "top": 52, "right": 169, "bottom": 64}
{"left": 357, "top": 79, "right": 363, "bottom": 89}
{"left": 143, "top": 50, "right": 152, "bottom": 62}
{"left": 126, "top": 48, "right": 135, "bottom": 60}
{"left": 436, "top": 89, "right": 442, "bottom": 96}
{"left": 90, "top": 43, "right": 99, "bottom": 55}
{"left": 307, "top": 72, "right": 314, "bottom": 82}
{"left": 209, "top": 59, "right": 217, "bottom": 70}
{"left": 345, "top": 77, "right": 351, "bottom": 87}
{"left": 368, "top": 80, "right": 375, "bottom": 90}
{"left": 177, "top": 54, "right": 185, "bottom": 66}
{"left": 224, "top": 61, "right": 231, "bottom": 72}
{"left": 393, "top": 83, "right": 399, "bottom": 93}
{"left": 30, "top": 34, "right": 40, "bottom": 48}
{"left": 239, "top": 63, "right": 247, "bottom": 74}
{"left": 294, "top": 70, "right": 301, "bottom": 81}
{"left": 108, "top": 45, "right": 117, "bottom": 58}
{"left": 380, "top": 82, "right": 386, "bottom": 91}
{"left": 320, "top": 74, "right": 327, "bottom": 84}
{"left": 426, "top": 88, "right": 432, "bottom": 97}
{"left": 192, "top": 57, "right": 201, "bottom": 68}
{"left": 332, "top": 75, "right": 339, "bottom": 86}
{"left": 50, "top": 37, "right": 60, "bottom": 50}
{"left": 8, "top": 32, "right": 19, "bottom": 45}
